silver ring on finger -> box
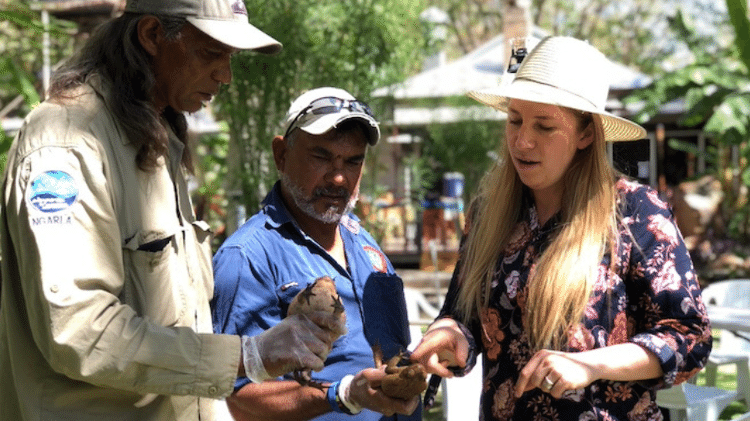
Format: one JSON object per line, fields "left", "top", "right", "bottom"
{"left": 542, "top": 375, "right": 554, "bottom": 392}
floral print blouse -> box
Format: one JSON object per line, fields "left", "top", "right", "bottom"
{"left": 438, "top": 179, "right": 712, "bottom": 421}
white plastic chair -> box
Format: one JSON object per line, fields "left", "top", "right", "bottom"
{"left": 403, "top": 287, "right": 483, "bottom": 420}
{"left": 403, "top": 287, "right": 441, "bottom": 351}
{"left": 701, "top": 279, "right": 750, "bottom": 404}
{"left": 656, "top": 382, "right": 738, "bottom": 421}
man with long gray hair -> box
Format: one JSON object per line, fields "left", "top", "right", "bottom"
{"left": 0, "top": 1, "right": 343, "bottom": 420}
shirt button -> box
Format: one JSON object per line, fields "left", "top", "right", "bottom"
{"left": 208, "top": 386, "right": 218, "bottom": 395}
{"left": 50, "top": 285, "right": 59, "bottom": 293}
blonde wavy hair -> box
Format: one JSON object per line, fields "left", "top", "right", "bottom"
{"left": 454, "top": 110, "right": 621, "bottom": 351}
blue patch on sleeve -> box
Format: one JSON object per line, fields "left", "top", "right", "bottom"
{"left": 28, "top": 170, "right": 79, "bottom": 213}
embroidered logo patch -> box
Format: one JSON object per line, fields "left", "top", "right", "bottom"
{"left": 341, "top": 215, "right": 360, "bottom": 235}
{"left": 231, "top": 0, "right": 248, "bottom": 15}
{"left": 363, "top": 246, "right": 387, "bottom": 273}
{"left": 28, "top": 170, "right": 78, "bottom": 213}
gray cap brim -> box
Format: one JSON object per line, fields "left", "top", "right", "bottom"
{"left": 187, "top": 17, "right": 281, "bottom": 53}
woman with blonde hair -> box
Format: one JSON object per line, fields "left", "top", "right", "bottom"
{"left": 410, "top": 36, "right": 711, "bottom": 420}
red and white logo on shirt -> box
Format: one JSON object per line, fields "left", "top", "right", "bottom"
{"left": 363, "top": 246, "right": 387, "bottom": 273}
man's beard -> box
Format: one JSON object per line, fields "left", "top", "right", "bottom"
{"left": 280, "top": 173, "right": 359, "bottom": 224}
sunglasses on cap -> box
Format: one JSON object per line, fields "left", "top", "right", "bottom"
{"left": 284, "top": 97, "right": 374, "bottom": 139}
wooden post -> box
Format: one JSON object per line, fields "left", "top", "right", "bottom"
{"left": 656, "top": 123, "right": 667, "bottom": 197}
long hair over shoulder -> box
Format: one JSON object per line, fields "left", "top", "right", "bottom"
{"left": 48, "top": 13, "right": 192, "bottom": 173}
{"left": 455, "top": 110, "right": 621, "bottom": 351}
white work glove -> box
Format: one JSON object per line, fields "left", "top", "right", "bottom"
{"left": 342, "top": 368, "right": 421, "bottom": 416}
{"left": 242, "top": 312, "right": 345, "bottom": 383}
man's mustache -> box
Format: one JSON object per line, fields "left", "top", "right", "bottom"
{"left": 312, "top": 186, "right": 349, "bottom": 199}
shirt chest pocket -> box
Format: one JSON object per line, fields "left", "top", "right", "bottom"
{"left": 120, "top": 227, "right": 190, "bottom": 327}
{"left": 277, "top": 281, "right": 305, "bottom": 316}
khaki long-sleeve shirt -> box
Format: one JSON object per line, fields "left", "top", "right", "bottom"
{"left": 0, "top": 77, "right": 240, "bottom": 421}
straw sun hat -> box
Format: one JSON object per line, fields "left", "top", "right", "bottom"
{"left": 468, "top": 36, "right": 647, "bottom": 142}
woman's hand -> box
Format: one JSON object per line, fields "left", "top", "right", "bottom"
{"left": 515, "top": 349, "right": 597, "bottom": 398}
{"left": 409, "top": 318, "right": 470, "bottom": 378}
{"left": 515, "top": 344, "right": 663, "bottom": 398}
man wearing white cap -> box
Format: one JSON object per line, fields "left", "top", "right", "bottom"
{"left": 0, "top": 2, "right": 343, "bottom": 420}
{"left": 212, "top": 87, "right": 422, "bottom": 420}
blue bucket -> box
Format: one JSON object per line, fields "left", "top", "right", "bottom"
{"left": 442, "top": 172, "right": 464, "bottom": 198}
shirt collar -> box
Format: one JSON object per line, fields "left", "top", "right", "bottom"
{"left": 262, "top": 182, "right": 295, "bottom": 229}
{"left": 521, "top": 187, "right": 561, "bottom": 235}
{"left": 86, "top": 74, "right": 122, "bottom": 145}
{"left": 86, "top": 74, "right": 182, "bottom": 154}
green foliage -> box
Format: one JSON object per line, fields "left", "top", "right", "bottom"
{"left": 424, "top": 120, "right": 501, "bottom": 200}
{"left": 532, "top": 0, "right": 729, "bottom": 75}
{"left": 422, "top": 0, "right": 731, "bottom": 81}
{"left": 0, "top": 58, "right": 40, "bottom": 110}
{"left": 404, "top": 154, "right": 440, "bottom": 201}
{"left": 727, "top": 0, "right": 750, "bottom": 68}
{"left": 0, "top": 1, "right": 73, "bottom": 175}
{"left": 191, "top": 128, "right": 232, "bottom": 250}
{"left": 625, "top": 0, "right": 750, "bottom": 242}
{"left": 214, "top": 0, "right": 428, "bottom": 231}
{"left": 0, "top": 2, "right": 74, "bottom": 102}
{"left": 0, "top": 56, "right": 41, "bottom": 172}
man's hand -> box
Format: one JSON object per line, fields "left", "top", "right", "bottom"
{"left": 241, "top": 312, "right": 345, "bottom": 382}
{"left": 345, "top": 367, "right": 420, "bottom": 416}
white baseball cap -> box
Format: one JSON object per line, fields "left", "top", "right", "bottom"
{"left": 283, "top": 87, "right": 380, "bottom": 145}
{"left": 125, "top": 0, "right": 282, "bottom": 54}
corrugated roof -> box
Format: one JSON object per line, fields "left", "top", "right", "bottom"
{"left": 374, "top": 28, "right": 652, "bottom": 100}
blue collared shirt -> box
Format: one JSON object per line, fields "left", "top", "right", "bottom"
{"left": 212, "top": 182, "right": 419, "bottom": 421}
